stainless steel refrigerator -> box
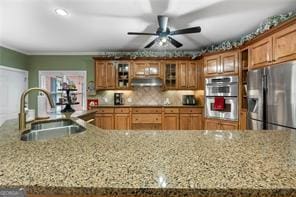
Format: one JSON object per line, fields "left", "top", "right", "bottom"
{"left": 247, "top": 61, "right": 296, "bottom": 131}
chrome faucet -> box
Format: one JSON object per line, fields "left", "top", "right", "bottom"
{"left": 19, "top": 88, "right": 55, "bottom": 130}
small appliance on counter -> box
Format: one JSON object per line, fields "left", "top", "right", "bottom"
{"left": 114, "top": 93, "right": 124, "bottom": 105}
{"left": 182, "top": 95, "right": 197, "bottom": 105}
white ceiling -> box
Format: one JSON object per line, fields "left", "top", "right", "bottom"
{"left": 1, "top": 0, "right": 296, "bottom": 54}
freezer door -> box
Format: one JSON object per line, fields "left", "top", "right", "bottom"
{"left": 247, "top": 68, "right": 264, "bottom": 121}
{"left": 247, "top": 118, "right": 264, "bottom": 130}
{"left": 266, "top": 61, "right": 296, "bottom": 129}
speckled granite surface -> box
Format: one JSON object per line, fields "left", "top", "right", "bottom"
{"left": 0, "top": 116, "right": 296, "bottom": 196}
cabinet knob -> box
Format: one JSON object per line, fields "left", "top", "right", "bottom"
{"left": 102, "top": 110, "right": 104, "bottom": 112}
{"left": 121, "top": 110, "right": 123, "bottom": 112}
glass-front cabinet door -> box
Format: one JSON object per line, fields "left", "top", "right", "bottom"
{"left": 116, "top": 62, "right": 130, "bottom": 89}
{"left": 164, "top": 62, "right": 177, "bottom": 89}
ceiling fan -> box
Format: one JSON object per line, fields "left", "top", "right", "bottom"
{"left": 127, "top": 15, "right": 201, "bottom": 48}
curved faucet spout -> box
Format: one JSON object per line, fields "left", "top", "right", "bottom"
{"left": 19, "top": 88, "right": 55, "bottom": 130}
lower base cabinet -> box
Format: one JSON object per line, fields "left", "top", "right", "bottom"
{"left": 163, "top": 114, "right": 179, "bottom": 130}
{"left": 205, "top": 118, "right": 238, "bottom": 130}
{"left": 180, "top": 114, "right": 203, "bottom": 130}
{"left": 95, "top": 114, "right": 114, "bottom": 129}
{"left": 114, "top": 114, "right": 130, "bottom": 130}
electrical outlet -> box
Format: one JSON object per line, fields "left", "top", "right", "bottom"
{"left": 103, "top": 97, "right": 108, "bottom": 103}
{"left": 127, "top": 97, "right": 132, "bottom": 103}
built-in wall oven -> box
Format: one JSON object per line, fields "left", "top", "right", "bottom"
{"left": 205, "top": 76, "right": 238, "bottom": 120}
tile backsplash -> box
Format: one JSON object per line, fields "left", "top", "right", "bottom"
{"left": 93, "top": 87, "right": 204, "bottom": 106}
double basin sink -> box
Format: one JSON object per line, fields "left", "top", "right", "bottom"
{"left": 21, "top": 119, "right": 86, "bottom": 141}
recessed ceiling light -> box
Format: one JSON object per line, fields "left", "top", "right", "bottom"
{"left": 55, "top": 8, "right": 69, "bottom": 16}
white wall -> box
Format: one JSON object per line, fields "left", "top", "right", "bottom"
{"left": 0, "top": 65, "right": 28, "bottom": 126}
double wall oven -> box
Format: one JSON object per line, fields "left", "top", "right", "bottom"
{"left": 205, "top": 76, "right": 238, "bottom": 120}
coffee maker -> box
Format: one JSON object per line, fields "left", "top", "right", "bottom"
{"left": 114, "top": 93, "right": 124, "bottom": 105}
{"left": 182, "top": 95, "right": 197, "bottom": 105}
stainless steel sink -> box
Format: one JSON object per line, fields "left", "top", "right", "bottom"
{"left": 21, "top": 119, "right": 86, "bottom": 141}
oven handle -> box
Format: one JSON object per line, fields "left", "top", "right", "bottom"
{"left": 206, "top": 82, "right": 238, "bottom": 86}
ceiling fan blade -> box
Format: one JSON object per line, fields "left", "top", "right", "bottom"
{"left": 144, "top": 38, "right": 158, "bottom": 48}
{"left": 167, "top": 36, "right": 183, "bottom": 48}
{"left": 127, "top": 32, "right": 157, "bottom": 35}
{"left": 170, "top": 26, "right": 201, "bottom": 35}
{"left": 157, "top": 15, "right": 168, "bottom": 32}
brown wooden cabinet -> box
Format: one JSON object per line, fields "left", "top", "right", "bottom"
{"left": 239, "top": 110, "right": 247, "bottom": 130}
{"left": 163, "top": 108, "right": 179, "bottom": 130}
{"left": 132, "top": 61, "right": 161, "bottom": 78}
{"left": 179, "top": 108, "right": 202, "bottom": 130}
{"left": 114, "top": 108, "right": 130, "bottom": 130}
{"left": 221, "top": 51, "right": 239, "bottom": 74}
{"left": 163, "top": 61, "right": 178, "bottom": 89}
{"left": 205, "top": 118, "right": 238, "bottom": 130}
{"left": 95, "top": 114, "right": 114, "bottom": 129}
{"left": 204, "top": 119, "right": 220, "bottom": 130}
{"left": 204, "top": 54, "right": 220, "bottom": 76}
{"left": 177, "top": 61, "right": 200, "bottom": 89}
{"left": 204, "top": 51, "right": 238, "bottom": 77}
{"left": 95, "top": 108, "right": 114, "bottom": 129}
{"left": 114, "top": 114, "right": 130, "bottom": 130}
{"left": 273, "top": 22, "right": 296, "bottom": 64}
{"left": 95, "top": 61, "right": 116, "bottom": 90}
{"left": 249, "top": 36, "right": 273, "bottom": 69}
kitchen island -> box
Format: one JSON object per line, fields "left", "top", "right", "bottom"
{"left": 0, "top": 116, "right": 296, "bottom": 197}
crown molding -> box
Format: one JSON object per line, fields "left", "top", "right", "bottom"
{"left": 0, "top": 44, "right": 30, "bottom": 55}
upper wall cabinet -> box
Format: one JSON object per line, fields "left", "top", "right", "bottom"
{"left": 249, "top": 36, "right": 273, "bottom": 69}
{"left": 249, "top": 20, "right": 296, "bottom": 69}
{"left": 131, "top": 61, "right": 162, "bottom": 78}
{"left": 273, "top": 22, "right": 296, "bottom": 64}
{"left": 163, "top": 61, "right": 178, "bottom": 89}
{"left": 178, "top": 60, "right": 202, "bottom": 90}
{"left": 204, "top": 51, "right": 238, "bottom": 77}
{"left": 95, "top": 61, "right": 116, "bottom": 90}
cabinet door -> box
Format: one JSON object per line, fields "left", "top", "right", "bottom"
{"left": 164, "top": 62, "right": 178, "bottom": 89}
{"left": 220, "top": 121, "right": 238, "bottom": 130}
{"left": 204, "top": 55, "right": 220, "bottom": 76}
{"left": 240, "top": 111, "right": 247, "bottom": 130}
{"left": 95, "top": 116, "right": 101, "bottom": 128}
{"left": 114, "top": 114, "right": 130, "bottom": 130}
{"left": 106, "top": 62, "right": 116, "bottom": 89}
{"left": 221, "top": 51, "right": 238, "bottom": 74}
{"left": 97, "top": 114, "right": 114, "bottom": 129}
{"left": 133, "top": 62, "right": 148, "bottom": 77}
{"left": 250, "top": 36, "right": 273, "bottom": 69}
{"left": 163, "top": 114, "right": 179, "bottom": 130}
{"left": 196, "top": 60, "right": 204, "bottom": 90}
{"left": 273, "top": 23, "right": 296, "bottom": 63}
{"left": 191, "top": 114, "right": 202, "bottom": 130}
{"left": 179, "top": 114, "right": 191, "bottom": 130}
{"left": 147, "top": 61, "right": 161, "bottom": 77}
{"left": 187, "top": 61, "right": 198, "bottom": 89}
{"left": 204, "top": 119, "right": 220, "bottom": 130}
{"left": 95, "top": 61, "right": 106, "bottom": 89}
{"left": 178, "top": 61, "right": 187, "bottom": 89}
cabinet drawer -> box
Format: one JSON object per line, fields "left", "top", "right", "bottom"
{"left": 96, "top": 108, "right": 114, "bottom": 114}
{"left": 132, "top": 108, "right": 162, "bottom": 113}
{"left": 115, "top": 108, "right": 130, "bottom": 114}
{"left": 179, "top": 108, "right": 202, "bottom": 114}
{"left": 164, "top": 108, "right": 179, "bottom": 113}
{"left": 132, "top": 114, "right": 161, "bottom": 123}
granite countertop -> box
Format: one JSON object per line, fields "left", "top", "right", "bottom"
{"left": 0, "top": 117, "right": 296, "bottom": 196}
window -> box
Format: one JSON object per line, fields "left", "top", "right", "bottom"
{"left": 39, "top": 71, "right": 87, "bottom": 112}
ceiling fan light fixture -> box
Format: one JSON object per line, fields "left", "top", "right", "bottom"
{"left": 160, "top": 36, "right": 167, "bottom": 43}
{"left": 55, "top": 8, "right": 69, "bottom": 16}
